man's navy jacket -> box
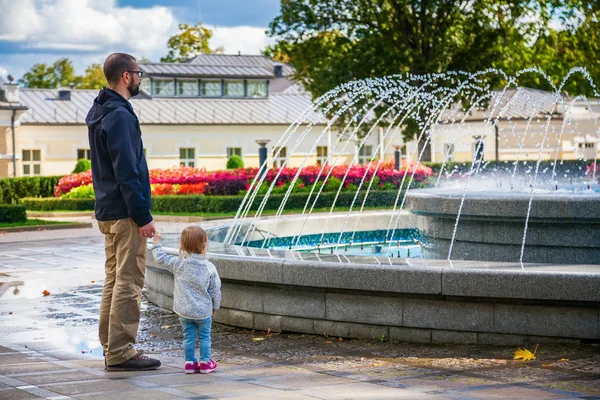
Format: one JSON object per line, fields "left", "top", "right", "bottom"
{"left": 86, "top": 88, "right": 152, "bottom": 227}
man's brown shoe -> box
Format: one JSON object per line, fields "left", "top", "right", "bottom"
{"left": 105, "top": 353, "right": 161, "bottom": 371}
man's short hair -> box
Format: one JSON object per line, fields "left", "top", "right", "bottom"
{"left": 103, "top": 53, "right": 137, "bottom": 86}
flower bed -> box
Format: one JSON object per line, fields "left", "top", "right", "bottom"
{"left": 55, "top": 161, "right": 433, "bottom": 199}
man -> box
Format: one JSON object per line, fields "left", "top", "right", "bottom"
{"left": 86, "top": 53, "right": 160, "bottom": 371}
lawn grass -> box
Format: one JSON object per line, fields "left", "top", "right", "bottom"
{"left": 0, "top": 219, "right": 73, "bottom": 229}
{"left": 25, "top": 205, "right": 391, "bottom": 218}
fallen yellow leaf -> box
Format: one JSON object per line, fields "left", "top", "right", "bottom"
{"left": 91, "top": 280, "right": 95, "bottom": 283}
{"left": 151, "top": 333, "right": 157, "bottom": 337}
{"left": 338, "top": 337, "right": 343, "bottom": 342}
{"left": 514, "top": 348, "right": 536, "bottom": 361}
{"left": 559, "top": 358, "right": 569, "bottom": 362}
{"left": 325, "top": 340, "right": 333, "bottom": 344}
{"left": 161, "top": 325, "right": 170, "bottom": 329}
{"left": 42, "top": 290, "right": 50, "bottom": 296}
{"left": 252, "top": 337, "right": 264, "bottom": 341}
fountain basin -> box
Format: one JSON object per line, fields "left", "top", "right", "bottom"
{"left": 406, "top": 188, "right": 600, "bottom": 264}
{"left": 145, "top": 213, "right": 600, "bottom": 345}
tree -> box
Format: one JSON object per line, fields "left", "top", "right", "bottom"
{"left": 161, "top": 22, "right": 224, "bottom": 62}
{"left": 520, "top": 17, "right": 600, "bottom": 97}
{"left": 18, "top": 63, "right": 56, "bottom": 88}
{"left": 79, "top": 64, "right": 106, "bottom": 89}
{"left": 268, "top": 1, "right": 599, "bottom": 148}
{"left": 19, "top": 58, "right": 80, "bottom": 88}
{"left": 52, "top": 58, "right": 80, "bottom": 87}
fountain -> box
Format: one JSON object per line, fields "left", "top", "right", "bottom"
{"left": 146, "top": 68, "right": 600, "bottom": 345}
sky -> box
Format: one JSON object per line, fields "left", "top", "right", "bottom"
{"left": 0, "top": 0, "right": 282, "bottom": 82}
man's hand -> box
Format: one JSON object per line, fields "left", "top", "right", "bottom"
{"left": 153, "top": 230, "right": 162, "bottom": 245}
{"left": 139, "top": 219, "right": 156, "bottom": 238}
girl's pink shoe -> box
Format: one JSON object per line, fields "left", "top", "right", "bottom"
{"left": 184, "top": 361, "right": 199, "bottom": 374}
{"left": 199, "top": 359, "right": 217, "bottom": 374}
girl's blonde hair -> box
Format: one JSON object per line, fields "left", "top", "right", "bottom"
{"left": 179, "top": 225, "right": 208, "bottom": 256}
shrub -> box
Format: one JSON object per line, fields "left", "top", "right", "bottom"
{"left": 21, "top": 197, "right": 95, "bottom": 211}
{"left": 62, "top": 184, "right": 95, "bottom": 199}
{"left": 151, "top": 183, "right": 206, "bottom": 196}
{"left": 204, "top": 170, "right": 250, "bottom": 195}
{"left": 0, "top": 176, "right": 62, "bottom": 204}
{"left": 54, "top": 170, "right": 93, "bottom": 197}
{"left": 21, "top": 190, "right": 404, "bottom": 214}
{"left": 72, "top": 158, "right": 92, "bottom": 174}
{"left": 0, "top": 204, "right": 26, "bottom": 223}
{"left": 226, "top": 155, "right": 244, "bottom": 169}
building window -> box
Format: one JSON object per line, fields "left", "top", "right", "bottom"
{"left": 247, "top": 80, "right": 267, "bottom": 97}
{"left": 77, "top": 148, "right": 91, "bottom": 160}
{"left": 153, "top": 79, "right": 175, "bottom": 96}
{"left": 140, "top": 78, "right": 151, "bottom": 94}
{"left": 358, "top": 145, "right": 373, "bottom": 165}
{"left": 316, "top": 146, "right": 328, "bottom": 165}
{"left": 443, "top": 143, "right": 455, "bottom": 162}
{"left": 201, "top": 80, "right": 221, "bottom": 96}
{"left": 272, "top": 146, "right": 287, "bottom": 168}
{"left": 224, "top": 80, "right": 244, "bottom": 97}
{"left": 179, "top": 148, "right": 195, "bottom": 167}
{"left": 473, "top": 139, "right": 484, "bottom": 163}
{"left": 227, "top": 147, "right": 242, "bottom": 158}
{"left": 22, "top": 149, "right": 41, "bottom": 176}
{"left": 178, "top": 79, "right": 198, "bottom": 96}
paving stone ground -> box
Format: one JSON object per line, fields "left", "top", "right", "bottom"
{"left": 0, "top": 221, "right": 599, "bottom": 399}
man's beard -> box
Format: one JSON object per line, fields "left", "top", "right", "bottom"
{"left": 128, "top": 81, "right": 140, "bottom": 97}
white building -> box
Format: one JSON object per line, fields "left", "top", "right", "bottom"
{"left": 0, "top": 55, "right": 598, "bottom": 178}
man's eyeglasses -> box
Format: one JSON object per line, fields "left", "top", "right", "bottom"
{"left": 123, "top": 70, "right": 144, "bottom": 78}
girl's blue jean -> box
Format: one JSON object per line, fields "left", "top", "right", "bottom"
{"left": 178, "top": 316, "right": 212, "bottom": 362}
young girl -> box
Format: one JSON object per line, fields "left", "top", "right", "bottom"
{"left": 152, "top": 226, "right": 221, "bottom": 374}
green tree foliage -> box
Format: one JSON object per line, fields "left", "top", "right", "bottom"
{"left": 19, "top": 58, "right": 79, "bottom": 88}
{"left": 161, "top": 22, "right": 224, "bottom": 62}
{"left": 267, "top": 0, "right": 600, "bottom": 144}
{"left": 79, "top": 64, "right": 107, "bottom": 89}
{"left": 18, "top": 59, "right": 106, "bottom": 89}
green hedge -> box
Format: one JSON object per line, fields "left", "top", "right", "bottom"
{"left": 22, "top": 190, "right": 404, "bottom": 213}
{"left": 423, "top": 159, "right": 591, "bottom": 177}
{"left": 0, "top": 204, "right": 27, "bottom": 223}
{"left": 21, "top": 198, "right": 95, "bottom": 211}
{"left": 0, "top": 176, "right": 62, "bottom": 204}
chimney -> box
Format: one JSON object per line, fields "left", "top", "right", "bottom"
{"left": 2, "top": 74, "right": 20, "bottom": 103}
{"left": 58, "top": 86, "right": 72, "bottom": 101}
{"left": 273, "top": 63, "right": 283, "bottom": 78}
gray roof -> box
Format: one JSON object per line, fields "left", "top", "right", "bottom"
{"left": 139, "top": 63, "right": 274, "bottom": 78}
{"left": 187, "top": 54, "right": 295, "bottom": 76}
{"left": 440, "top": 87, "right": 561, "bottom": 121}
{"left": 17, "top": 88, "right": 321, "bottom": 125}
{"left": 140, "top": 54, "right": 294, "bottom": 79}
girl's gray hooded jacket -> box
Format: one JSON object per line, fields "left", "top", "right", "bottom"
{"left": 151, "top": 245, "right": 221, "bottom": 320}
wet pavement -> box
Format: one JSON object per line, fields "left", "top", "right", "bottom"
{"left": 1, "top": 223, "right": 600, "bottom": 399}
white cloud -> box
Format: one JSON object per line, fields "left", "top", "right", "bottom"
{"left": 0, "top": 0, "right": 178, "bottom": 60}
{"left": 211, "top": 26, "right": 275, "bottom": 55}
{"left": 0, "top": 0, "right": 277, "bottom": 81}
{"left": 0, "top": 65, "right": 8, "bottom": 81}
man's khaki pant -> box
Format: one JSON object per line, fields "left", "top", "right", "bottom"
{"left": 98, "top": 218, "right": 146, "bottom": 366}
